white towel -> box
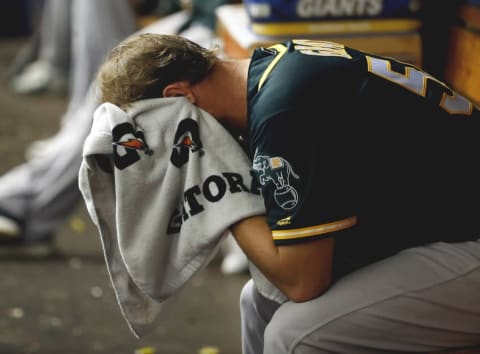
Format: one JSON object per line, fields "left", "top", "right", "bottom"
{"left": 78, "top": 97, "right": 277, "bottom": 337}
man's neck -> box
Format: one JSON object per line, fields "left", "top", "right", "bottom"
{"left": 202, "top": 58, "right": 250, "bottom": 131}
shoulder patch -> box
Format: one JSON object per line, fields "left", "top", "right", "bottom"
{"left": 252, "top": 150, "right": 300, "bottom": 210}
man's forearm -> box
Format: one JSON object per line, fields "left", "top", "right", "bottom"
{"left": 230, "top": 215, "right": 334, "bottom": 302}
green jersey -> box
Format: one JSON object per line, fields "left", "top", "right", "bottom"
{"left": 247, "top": 39, "right": 480, "bottom": 275}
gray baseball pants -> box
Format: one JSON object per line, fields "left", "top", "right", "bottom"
{"left": 240, "top": 239, "right": 480, "bottom": 354}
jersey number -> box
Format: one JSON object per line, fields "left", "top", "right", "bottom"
{"left": 366, "top": 56, "right": 473, "bottom": 115}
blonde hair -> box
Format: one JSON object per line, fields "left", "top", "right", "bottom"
{"left": 97, "top": 33, "right": 218, "bottom": 110}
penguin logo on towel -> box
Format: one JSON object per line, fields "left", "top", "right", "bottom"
{"left": 112, "top": 122, "right": 152, "bottom": 170}
{"left": 171, "top": 118, "right": 203, "bottom": 167}
{"left": 174, "top": 134, "right": 201, "bottom": 152}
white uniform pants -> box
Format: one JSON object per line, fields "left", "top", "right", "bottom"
{"left": 38, "top": 0, "right": 71, "bottom": 79}
{"left": 0, "top": 5, "right": 217, "bottom": 242}
{"left": 0, "top": 0, "right": 136, "bottom": 241}
{"left": 67, "top": 0, "right": 136, "bottom": 113}
{"left": 240, "top": 239, "right": 480, "bottom": 354}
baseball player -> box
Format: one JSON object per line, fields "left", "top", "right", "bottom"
{"left": 97, "top": 34, "right": 480, "bottom": 353}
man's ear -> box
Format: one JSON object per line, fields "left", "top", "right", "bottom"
{"left": 163, "top": 81, "right": 196, "bottom": 103}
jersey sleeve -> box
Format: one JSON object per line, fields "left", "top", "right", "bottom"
{"left": 250, "top": 110, "right": 357, "bottom": 246}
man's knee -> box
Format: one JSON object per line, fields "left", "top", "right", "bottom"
{"left": 264, "top": 317, "right": 294, "bottom": 354}
{"left": 264, "top": 320, "right": 333, "bottom": 354}
{"left": 263, "top": 302, "right": 331, "bottom": 354}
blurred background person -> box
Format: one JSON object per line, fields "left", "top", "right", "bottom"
{"left": 0, "top": 0, "right": 141, "bottom": 257}
{"left": 0, "top": 0, "right": 249, "bottom": 274}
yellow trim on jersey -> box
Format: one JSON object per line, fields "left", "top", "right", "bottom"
{"left": 258, "top": 44, "right": 288, "bottom": 91}
{"left": 272, "top": 216, "right": 357, "bottom": 241}
{"left": 251, "top": 19, "right": 421, "bottom": 37}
